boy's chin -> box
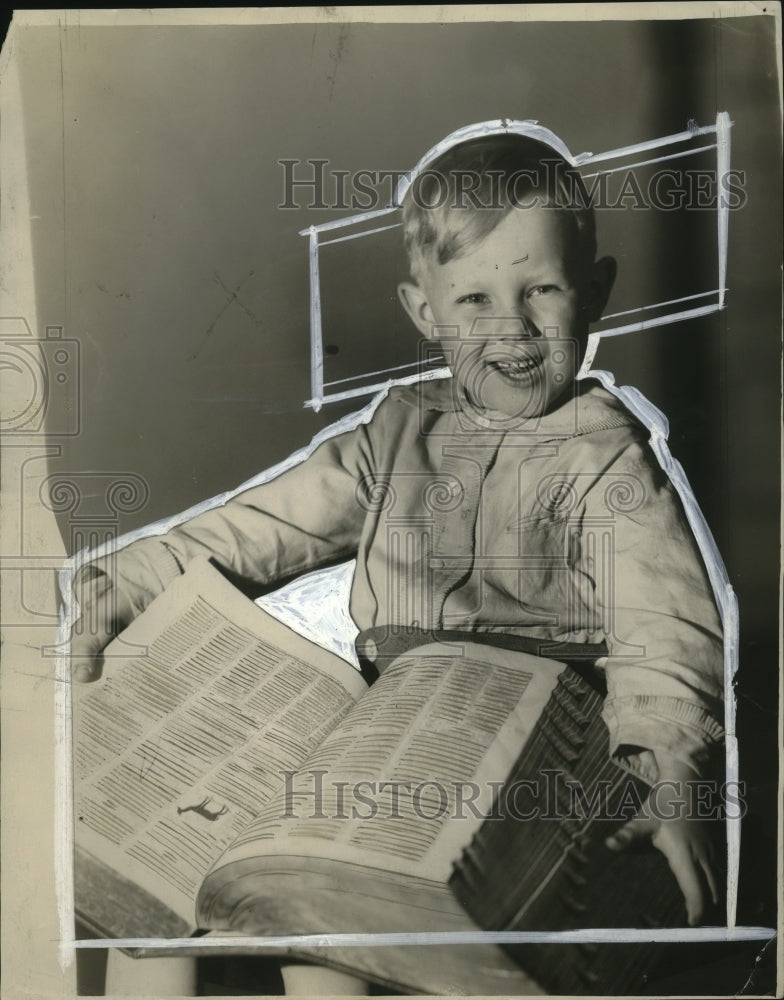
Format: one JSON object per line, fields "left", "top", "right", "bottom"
{"left": 460, "top": 375, "right": 571, "bottom": 423}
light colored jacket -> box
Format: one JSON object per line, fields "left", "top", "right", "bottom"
{"left": 89, "top": 377, "right": 724, "bottom": 782}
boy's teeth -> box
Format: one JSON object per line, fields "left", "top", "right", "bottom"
{"left": 496, "top": 358, "right": 537, "bottom": 371}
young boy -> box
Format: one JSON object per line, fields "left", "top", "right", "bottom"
{"left": 71, "top": 130, "right": 725, "bottom": 988}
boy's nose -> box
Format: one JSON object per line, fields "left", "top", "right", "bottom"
{"left": 468, "top": 315, "right": 541, "bottom": 341}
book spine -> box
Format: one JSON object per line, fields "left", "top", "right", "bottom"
{"left": 449, "top": 667, "right": 692, "bottom": 995}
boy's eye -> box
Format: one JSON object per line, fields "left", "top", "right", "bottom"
{"left": 457, "top": 293, "right": 490, "bottom": 305}
{"left": 527, "top": 285, "right": 558, "bottom": 298}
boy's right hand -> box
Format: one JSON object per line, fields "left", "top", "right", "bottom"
{"left": 70, "top": 568, "right": 134, "bottom": 683}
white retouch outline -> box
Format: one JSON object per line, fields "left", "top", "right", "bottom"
{"left": 72, "top": 926, "right": 774, "bottom": 952}
{"left": 301, "top": 115, "right": 732, "bottom": 411}
{"left": 56, "top": 113, "right": 760, "bottom": 963}
{"left": 579, "top": 142, "right": 718, "bottom": 178}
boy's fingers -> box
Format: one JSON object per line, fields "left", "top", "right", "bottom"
{"left": 69, "top": 590, "right": 118, "bottom": 682}
{"left": 73, "top": 565, "right": 112, "bottom": 606}
{"left": 70, "top": 628, "right": 110, "bottom": 682}
{"left": 71, "top": 656, "right": 104, "bottom": 684}
{"left": 70, "top": 622, "right": 112, "bottom": 659}
{"left": 605, "top": 814, "right": 656, "bottom": 851}
{"left": 657, "top": 833, "right": 705, "bottom": 925}
{"left": 698, "top": 850, "right": 720, "bottom": 906}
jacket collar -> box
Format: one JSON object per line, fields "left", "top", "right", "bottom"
{"left": 397, "top": 374, "right": 636, "bottom": 439}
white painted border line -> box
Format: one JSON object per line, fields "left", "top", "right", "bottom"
{"left": 72, "top": 926, "right": 776, "bottom": 950}
{"left": 393, "top": 120, "right": 574, "bottom": 204}
{"left": 602, "top": 289, "right": 721, "bottom": 321}
{"left": 308, "top": 228, "right": 324, "bottom": 408}
{"left": 316, "top": 300, "right": 726, "bottom": 408}
{"left": 59, "top": 112, "right": 742, "bottom": 957}
{"left": 56, "top": 605, "right": 76, "bottom": 970}
{"left": 596, "top": 303, "right": 723, "bottom": 339}
{"left": 723, "top": 587, "right": 741, "bottom": 932}
{"left": 394, "top": 120, "right": 721, "bottom": 197}
{"left": 306, "top": 366, "right": 452, "bottom": 409}
{"left": 580, "top": 143, "right": 717, "bottom": 179}
{"left": 309, "top": 299, "right": 725, "bottom": 406}
{"left": 712, "top": 111, "right": 739, "bottom": 929}
{"left": 716, "top": 111, "right": 732, "bottom": 307}
{"left": 319, "top": 222, "right": 403, "bottom": 247}
{"left": 303, "top": 116, "right": 731, "bottom": 410}
{"left": 582, "top": 366, "right": 739, "bottom": 935}
{"left": 58, "top": 367, "right": 444, "bottom": 590}
{"left": 58, "top": 358, "right": 743, "bottom": 950}
{"left": 297, "top": 120, "right": 723, "bottom": 239}
{"left": 574, "top": 122, "right": 719, "bottom": 167}
{"left": 324, "top": 358, "right": 446, "bottom": 388}
{"left": 323, "top": 288, "right": 721, "bottom": 387}
{"left": 298, "top": 206, "right": 398, "bottom": 237}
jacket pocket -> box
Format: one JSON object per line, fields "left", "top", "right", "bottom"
{"left": 506, "top": 516, "right": 570, "bottom": 625}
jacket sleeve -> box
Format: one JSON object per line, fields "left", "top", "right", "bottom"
{"left": 581, "top": 441, "right": 725, "bottom": 782}
{"left": 80, "top": 419, "right": 377, "bottom": 617}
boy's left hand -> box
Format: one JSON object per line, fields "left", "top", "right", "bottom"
{"left": 605, "top": 752, "right": 721, "bottom": 926}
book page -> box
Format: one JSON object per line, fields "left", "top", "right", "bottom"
{"left": 74, "top": 558, "right": 367, "bottom": 931}
{"left": 201, "top": 641, "right": 566, "bottom": 909}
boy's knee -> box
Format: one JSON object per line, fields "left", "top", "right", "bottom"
{"left": 104, "top": 950, "right": 197, "bottom": 996}
{"left": 281, "top": 961, "right": 370, "bottom": 996}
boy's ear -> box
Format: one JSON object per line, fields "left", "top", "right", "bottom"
{"left": 582, "top": 255, "right": 617, "bottom": 323}
{"left": 397, "top": 280, "right": 437, "bottom": 339}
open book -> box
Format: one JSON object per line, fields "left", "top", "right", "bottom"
{"left": 72, "top": 557, "right": 648, "bottom": 993}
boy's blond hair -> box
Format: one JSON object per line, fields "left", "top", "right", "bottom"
{"left": 401, "top": 134, "right": 596, "bottom": 280}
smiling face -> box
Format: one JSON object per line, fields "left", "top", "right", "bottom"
{"left": 399, "top": 205, "right": 615, "bottom": 420}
